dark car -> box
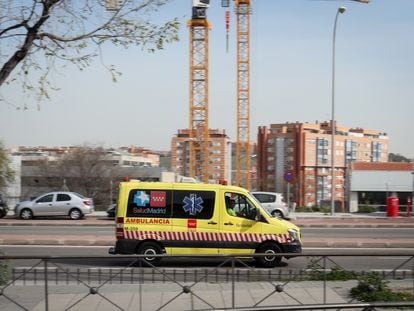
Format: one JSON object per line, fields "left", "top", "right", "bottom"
{"left": 106, "top": 204, "right": 117, "bottom": 218}
{"left": 0, "top": 193, "right": 8, "bottom": 218}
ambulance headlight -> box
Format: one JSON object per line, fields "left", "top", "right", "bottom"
{"left": 288, "top": 228, "right": 300, "bottom": 241}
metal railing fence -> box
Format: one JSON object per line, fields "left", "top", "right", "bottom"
{"left": 1, "top": 252, "right": 414, "bottom": 311}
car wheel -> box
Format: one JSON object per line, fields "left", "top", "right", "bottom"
{"left": 0, "top": 210, "right": 6, "bottom": 218}
{"left": 137, "top": 242, "right": 162, "bottom": 266}
{"left": 271, "top": 210, "right": 283, "bottom": 218}
{"left": 20, "top": 209, "right": 33, "bottom": 220}
{"left": 255, "top": 243, "right": 282, "bottom": 268}
{"left": 69, "top": 208, "right": 82, "bottom": 220}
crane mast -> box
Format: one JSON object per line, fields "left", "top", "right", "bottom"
{"left": 188, "top": 1, "right": 210, "bottom": 183}
{"left": 234, "top": 0, "right": 251, "bottom": 189}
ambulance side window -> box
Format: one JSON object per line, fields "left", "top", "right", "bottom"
{"left": 234, "top": 194, "right": 258, "bottom": 220}
{"left": 126, "top": 189, "right": 172, "bottom": 218}
{"left": 172, "top": 190, "right": 215, "bottom": 219}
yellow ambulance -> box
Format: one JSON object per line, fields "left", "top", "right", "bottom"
{"left": 109, "top": 181, "right": 302, "bottom": 267}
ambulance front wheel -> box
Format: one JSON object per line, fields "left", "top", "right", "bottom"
{"left": 137, "top": 242, "right": 162, "bottom": 266}
{"left": 255, "top": 243, "right": 282, "bottom": 268}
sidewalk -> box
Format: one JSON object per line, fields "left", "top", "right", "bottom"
{"left": 2, "top": 279, "right": 413, "bottom": 311}
{"left": 0, "top": 281, "right": 368, "bottom": 311}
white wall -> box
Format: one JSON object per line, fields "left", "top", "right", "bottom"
{"left": 6, "top": 155, "right": 21, "bottom": 206}
{"left": 350, "top": 171, "right": 412, "bottom": 192}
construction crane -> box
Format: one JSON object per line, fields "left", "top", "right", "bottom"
{"left": 188, "top": 0, "right": 211, "bottom": 183}
{"left": 234, "top": 0, "right": 252, "bottom": 189}
{"left": 187, "top": 0, "right": 251, "bottom": 187}
{"left": 186, "top": 0, "right": 368, "bottom": 188}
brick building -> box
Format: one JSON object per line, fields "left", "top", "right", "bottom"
{"left": 257, "top": 122, "right": 389, "bottom": 211}
{"left": 170, "top": 129, "right": 230, "bottom": 184}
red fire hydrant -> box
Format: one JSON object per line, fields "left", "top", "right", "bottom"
{"left": 386, "top": 195, "right": 399, "bottom": 217}
{"left": 407, "top": 196, "right": 412, "bottom": 217}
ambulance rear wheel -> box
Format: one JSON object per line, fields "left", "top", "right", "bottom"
{"left": 137, "top": 242, "right": 162, "bottom": 266}
{"left": 255, "top": 243, "right": 282, "bottom": 268}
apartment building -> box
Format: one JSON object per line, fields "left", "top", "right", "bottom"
{"left": 170, "top": 129, "right": 230, "bottom": 184}
{"left": 12, "top": 146, "right": 159, "bottom": 168}
{"left": 257, "top": 122, "right": 389, "bottom": 211}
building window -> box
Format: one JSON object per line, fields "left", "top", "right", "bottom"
{"left": 345, "top": 140, "right": 357, "bottom": 163}
{"left": 372, "top": 141, "right": 382, "bottom": 162}
{"left": 319, "top": 168, "right": 328, "bottom": 174}
{"left": 316, "top": 138, "right": 329, "bottom": 165}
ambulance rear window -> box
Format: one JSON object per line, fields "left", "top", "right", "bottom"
{"left": 126, "top": 189, "right": 172, "bottom": 218}
{"left": 126, "top": 189, "right": 215, "bottom": 219}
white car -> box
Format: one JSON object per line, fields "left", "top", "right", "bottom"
{"left": 14, "top": 192, "right": 94, "bottom": 220}
{"left": 251, "top": 191, "right": 290, "bottom": 219}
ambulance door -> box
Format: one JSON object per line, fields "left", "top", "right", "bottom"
{"left": 219, "top": 191, "right": 262, "bottom": 255}
{"left": 169, "top": 189, "right": 219, "bottom": 255}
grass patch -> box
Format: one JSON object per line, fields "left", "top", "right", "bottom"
{"left": 0, "top": 249, "right": 11, "bottom": 285}
{"left": 350, "top": 272, "right": 414, "bottom": 302}
{"left": 306, "top": 257, "right": 359, "bottom": 281}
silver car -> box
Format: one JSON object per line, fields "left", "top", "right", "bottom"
{"left": 14, "top": 192, "right": 94, "bottom": 220}
{"left": 251, "top": 191, "right": 290, "bottom": 219}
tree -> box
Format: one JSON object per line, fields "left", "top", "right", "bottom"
{"left": 24, "top": 145, "right": 165, "bottom": 208}
{"left": 0, "top": 143, "right": 14, "bottom": 192}
{"left": 42, "top": 145, "right": 117, "bottom": 207}
{"left": 0, "top": 0, "right": 179, "bottom": 103}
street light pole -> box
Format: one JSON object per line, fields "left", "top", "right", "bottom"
{"left": 411, "top": 162, "right": 414, "bottom": 216}
{"left": 331, "top": 6, "right": 346, "bottom": 216}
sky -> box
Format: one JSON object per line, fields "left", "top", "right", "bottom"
{"left": 1, "top": 0, "right": 413, "bottom": 158}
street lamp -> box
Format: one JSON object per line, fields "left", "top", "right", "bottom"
{"left": 411, "top": 162, "right": 414, "bottom": 216}
{"left": 331, "top": 6, "right": 346, "bottom": 216}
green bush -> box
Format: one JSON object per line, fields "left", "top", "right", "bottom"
{"left": 357, "top": 205, "right": 377, "bottom": 213}
{"left": 295, "top": 206, "right": 316, "bottom": 213}
{"left": 306, "top": 257, "right": 358, "bottom": 281}
{"left": 350, "top": 272, "right": 414, "bottom": 302}
{"left": 0, "top": 249, "right": 11, "bottom": 285}
{"left": 295, "top": 206, "right": 331, "bottom": 214}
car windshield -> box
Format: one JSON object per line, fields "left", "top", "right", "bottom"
{"left": 249, "top": 192, "right": 272, "bottom": 217}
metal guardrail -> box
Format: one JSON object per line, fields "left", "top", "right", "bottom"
{"left": 1, "top": 253, "right": 414, "bottom": 310}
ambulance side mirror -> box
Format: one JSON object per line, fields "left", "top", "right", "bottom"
{"left": 257, "top": 210, "right": 265, "bottom": 222}
{"left": 249, "top": 208, "right": 258, "bottom": 221}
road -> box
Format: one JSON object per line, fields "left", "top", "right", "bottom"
{"left": 2, "top": 245, "right": 413, "bottom": 273}
{"left": 1, "top": 222, "right": 413, "bottom": 273}
{"left": 2, "top": 224, "right": 414, "bottom": 240}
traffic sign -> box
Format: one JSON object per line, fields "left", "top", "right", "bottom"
{"left": 284, "top": 171, "right": 295, "bottom": 183}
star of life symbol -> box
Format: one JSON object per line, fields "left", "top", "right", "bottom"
{"left": 183, "top": 194, "right": 204, "bottom": 216}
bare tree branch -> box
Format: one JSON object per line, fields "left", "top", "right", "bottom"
{"left": 0, "top": 0, "right": 180, "bottom": 105}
